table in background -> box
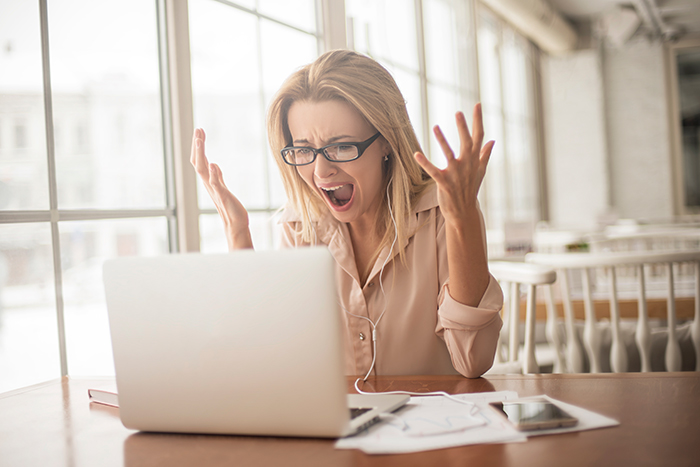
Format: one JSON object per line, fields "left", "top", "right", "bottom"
{"left": 1, "top": 373, "right": 698, "bottom": 467}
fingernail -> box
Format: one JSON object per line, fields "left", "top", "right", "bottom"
{"left": 196, "top": 140, "right": 201, "bottom": 148}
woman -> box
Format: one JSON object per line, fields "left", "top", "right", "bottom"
{"left": 191, "top": 50, "right": 502, "bottom": 378}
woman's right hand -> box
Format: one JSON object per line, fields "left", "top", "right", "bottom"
{"left": 191, "top": 128, "right": 254, "bottom": 250}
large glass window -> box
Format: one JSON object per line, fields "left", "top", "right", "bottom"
{"left": 346, "top": 0, "right": 425, "bottom": 148}
{"left": 0, "top": 0, "right": 174, "bottom": 392}
{"left": 423, "top": 0, "right": 479, "bottom": 167}
{"left": 0, "top": 1, "right": 48, "bottom": 211}
{"left": 477, "top": 6, "right": 541, "bottom": 233}
{"left": 188, "top": 0, "right": 320, "bottom": 252}
{"left": 346, "top": 0, "right": 541, "bottom": 235}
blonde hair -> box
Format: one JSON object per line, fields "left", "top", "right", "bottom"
{"left": 267, "top": 49, "right": 434, "bottom": 266}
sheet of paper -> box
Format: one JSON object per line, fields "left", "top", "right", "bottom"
{"left": 335, "top": 391, "right": 526, "bottom": 454}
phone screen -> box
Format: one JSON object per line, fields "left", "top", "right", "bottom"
{"left": 489, "top": 399, "right": 578, "bottom": 431}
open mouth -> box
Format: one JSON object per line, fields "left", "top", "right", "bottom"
{"left": 320, "top": 184, "right": 354, "bottom": 208}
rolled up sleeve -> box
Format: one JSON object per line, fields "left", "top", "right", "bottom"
{"left": 436, "top": 275, "right": 503, "bottom": 378}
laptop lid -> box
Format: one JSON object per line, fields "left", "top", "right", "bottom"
{"left": 103, "top": 247, "right": 406, "bottom": 438}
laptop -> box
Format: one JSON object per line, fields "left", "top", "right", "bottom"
{"left": 102, "top": 247, "right": 408, "bottom": 438}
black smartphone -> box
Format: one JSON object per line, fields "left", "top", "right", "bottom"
{"left": 489, "top": 398, "right": 578, "bottom": 431}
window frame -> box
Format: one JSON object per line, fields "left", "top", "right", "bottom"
{"left": 186, "top": 0, "right": 333, "bottom": 252}
{"left": 0, "top": 0, "right": 180, "bottom": 378}
{"left": 475, "top": 3, "right": 544, "bottom": 233}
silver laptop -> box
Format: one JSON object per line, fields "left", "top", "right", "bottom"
{"left": 103, "top": 247, "right": 407, "bottom": 438}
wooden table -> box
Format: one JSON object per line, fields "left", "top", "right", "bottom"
{"left": 1, "top": 373, "right": 698, "bottom": 467}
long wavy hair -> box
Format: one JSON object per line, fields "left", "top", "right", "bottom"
{"left": 267, "top": 49, "right": 434, "bottom": 266}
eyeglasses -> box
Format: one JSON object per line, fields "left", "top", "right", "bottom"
{"left": 281, "top": 132, "right": 381, "bottom": 166}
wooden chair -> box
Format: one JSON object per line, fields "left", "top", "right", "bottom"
{"left": 525, "top": 250, "right": 700, "bottom": 373}
{"left": 488, "top": 261, "right": 558, "bottom": 374}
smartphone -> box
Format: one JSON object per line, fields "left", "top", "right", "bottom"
{"left": 489, "top": 398, "right": 578, "bottom": 431}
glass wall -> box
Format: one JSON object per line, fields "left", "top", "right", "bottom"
{"left": 477, "top": 6, "right": 540, "bottom": 245}
{"left": 345, "top": 0, "right": 541, "bottom": 235}
{"left": 189, "top": 0, "right": 320, "bottom": 252}
{"left": 0, "top": 0, "right": 173, "bottom": 393}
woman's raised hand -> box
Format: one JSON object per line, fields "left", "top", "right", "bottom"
{"left": 190, "top": 128, "right": 253, "bottom": 250}
{"left": 413, "top": 103, "right": 494, "bottom": 225}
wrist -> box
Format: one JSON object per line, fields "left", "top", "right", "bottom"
{"left": 444, "top": 206, "right": 481, "bottom": 235}
{"left": 226, "top": 226, "right": 254, "bottom": 250}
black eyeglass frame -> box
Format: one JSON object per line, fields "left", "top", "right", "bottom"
{"left": 280, "top": 132, "right": 382, "bottom": 166}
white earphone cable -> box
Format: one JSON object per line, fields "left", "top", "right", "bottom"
{"left": 341, "top": 178, "right": 397, "bottom": 380}
{"left": 353, "top": 378, "right": 478, "bottom": 412}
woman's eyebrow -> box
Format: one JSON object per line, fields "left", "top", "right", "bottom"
{"left": 293, "top": 135, "right": 354, "bottom": 146}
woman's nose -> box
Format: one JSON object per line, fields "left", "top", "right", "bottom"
{"left": 313, "top": 152, "right": 337, "bottom": 179}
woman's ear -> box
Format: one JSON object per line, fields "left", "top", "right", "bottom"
{"left": 380, "top": 136, "right": 392, "bottom": 159}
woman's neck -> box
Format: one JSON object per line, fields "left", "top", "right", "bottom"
{"left": 348, "top": 222, "right": 383, "bottom": 287}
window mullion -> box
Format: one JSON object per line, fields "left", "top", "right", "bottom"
{"left": 165, "top": 0, "right": 200, "bottom": 252}
{"left": 415, "top": 0, "right": 430, "bottom": 155}
{"left": 319, "top": 0, "right": 347, "bottom": 52}
{"left": 156, "top": 0, "right": 180, "bottom": 253}
{"left": 39, "top": 0, "right": 68, "bottom": 378}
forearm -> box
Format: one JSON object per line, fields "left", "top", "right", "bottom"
{"left": 444, "top": 206, "right": 490, "bottom": 307}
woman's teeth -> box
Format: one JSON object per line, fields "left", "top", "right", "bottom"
{"left": 321, "top": 184, "right": 352, "bottom": 206}
{"left": 321, "top": 185, "right": 345, "bottom": 192}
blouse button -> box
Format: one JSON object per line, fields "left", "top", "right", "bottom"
{"left": 359, "top": 332, "right": 365, "bottom": 341}
{"left": 368, "top": 282, "right": 374, "bottom": 287}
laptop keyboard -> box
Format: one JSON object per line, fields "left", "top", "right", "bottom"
{"left": 350, "top": 407, "right": 372, "bottom": 419}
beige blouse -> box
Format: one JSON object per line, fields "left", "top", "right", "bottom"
{"left": 278, "top": 183, "right": 503, "bottom": 378}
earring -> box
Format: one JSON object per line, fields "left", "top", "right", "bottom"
{"left": 384, "top": 154, "right": 389, "bottom": 162}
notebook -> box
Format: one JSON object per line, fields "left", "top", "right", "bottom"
{"left": 102, "top": 247, "right": 408, "bottom": 438}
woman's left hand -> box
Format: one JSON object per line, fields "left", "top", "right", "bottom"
{"left": 414, "top": 103, "right": 494, "bottom": 224}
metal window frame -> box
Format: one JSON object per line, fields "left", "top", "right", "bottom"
{"left": 190, "top": 0, "right": 330, "bottom": 250}
{"left": 421, "top": 0, "right": 482, "bottom": 156}
{"left": 475, "top": 3, "right": 544, "bottom": 229}
{"left": 0, "top": 0, "right": 182, "bottom": 378}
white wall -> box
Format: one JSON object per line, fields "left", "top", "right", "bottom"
{"left": 541, "top": 37, "right": 675, "bottom": 228}
{"left": 541, "top": 49, "right": 611, "bottom": 229}
{"left": 603, "top": 39, "right": 674, "bottom": 220}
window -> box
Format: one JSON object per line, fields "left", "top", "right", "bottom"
{"left": 346, "top": 0, "right": 542, "bottom": 239}
{"left": 477, "top": 7, "right": 541, "bottom": 230}
{"left": 0, "top": 0, "right": 544, "bottom": 393}
{"left": 346, "top": 0, "right": 425, "bottom": 148}
{"left": 0, "top": 0, "right": 174, "bottom": 392}
{"left": 188, "top": 0, "right": 321, "bottom": 252}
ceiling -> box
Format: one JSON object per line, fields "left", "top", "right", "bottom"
{"left": 548, "top": 0, "right": 700, "bottom": 39}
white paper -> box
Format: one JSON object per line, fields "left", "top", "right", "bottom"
{"left": 335, "top": 391, "right": 526, "bottom": 454}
